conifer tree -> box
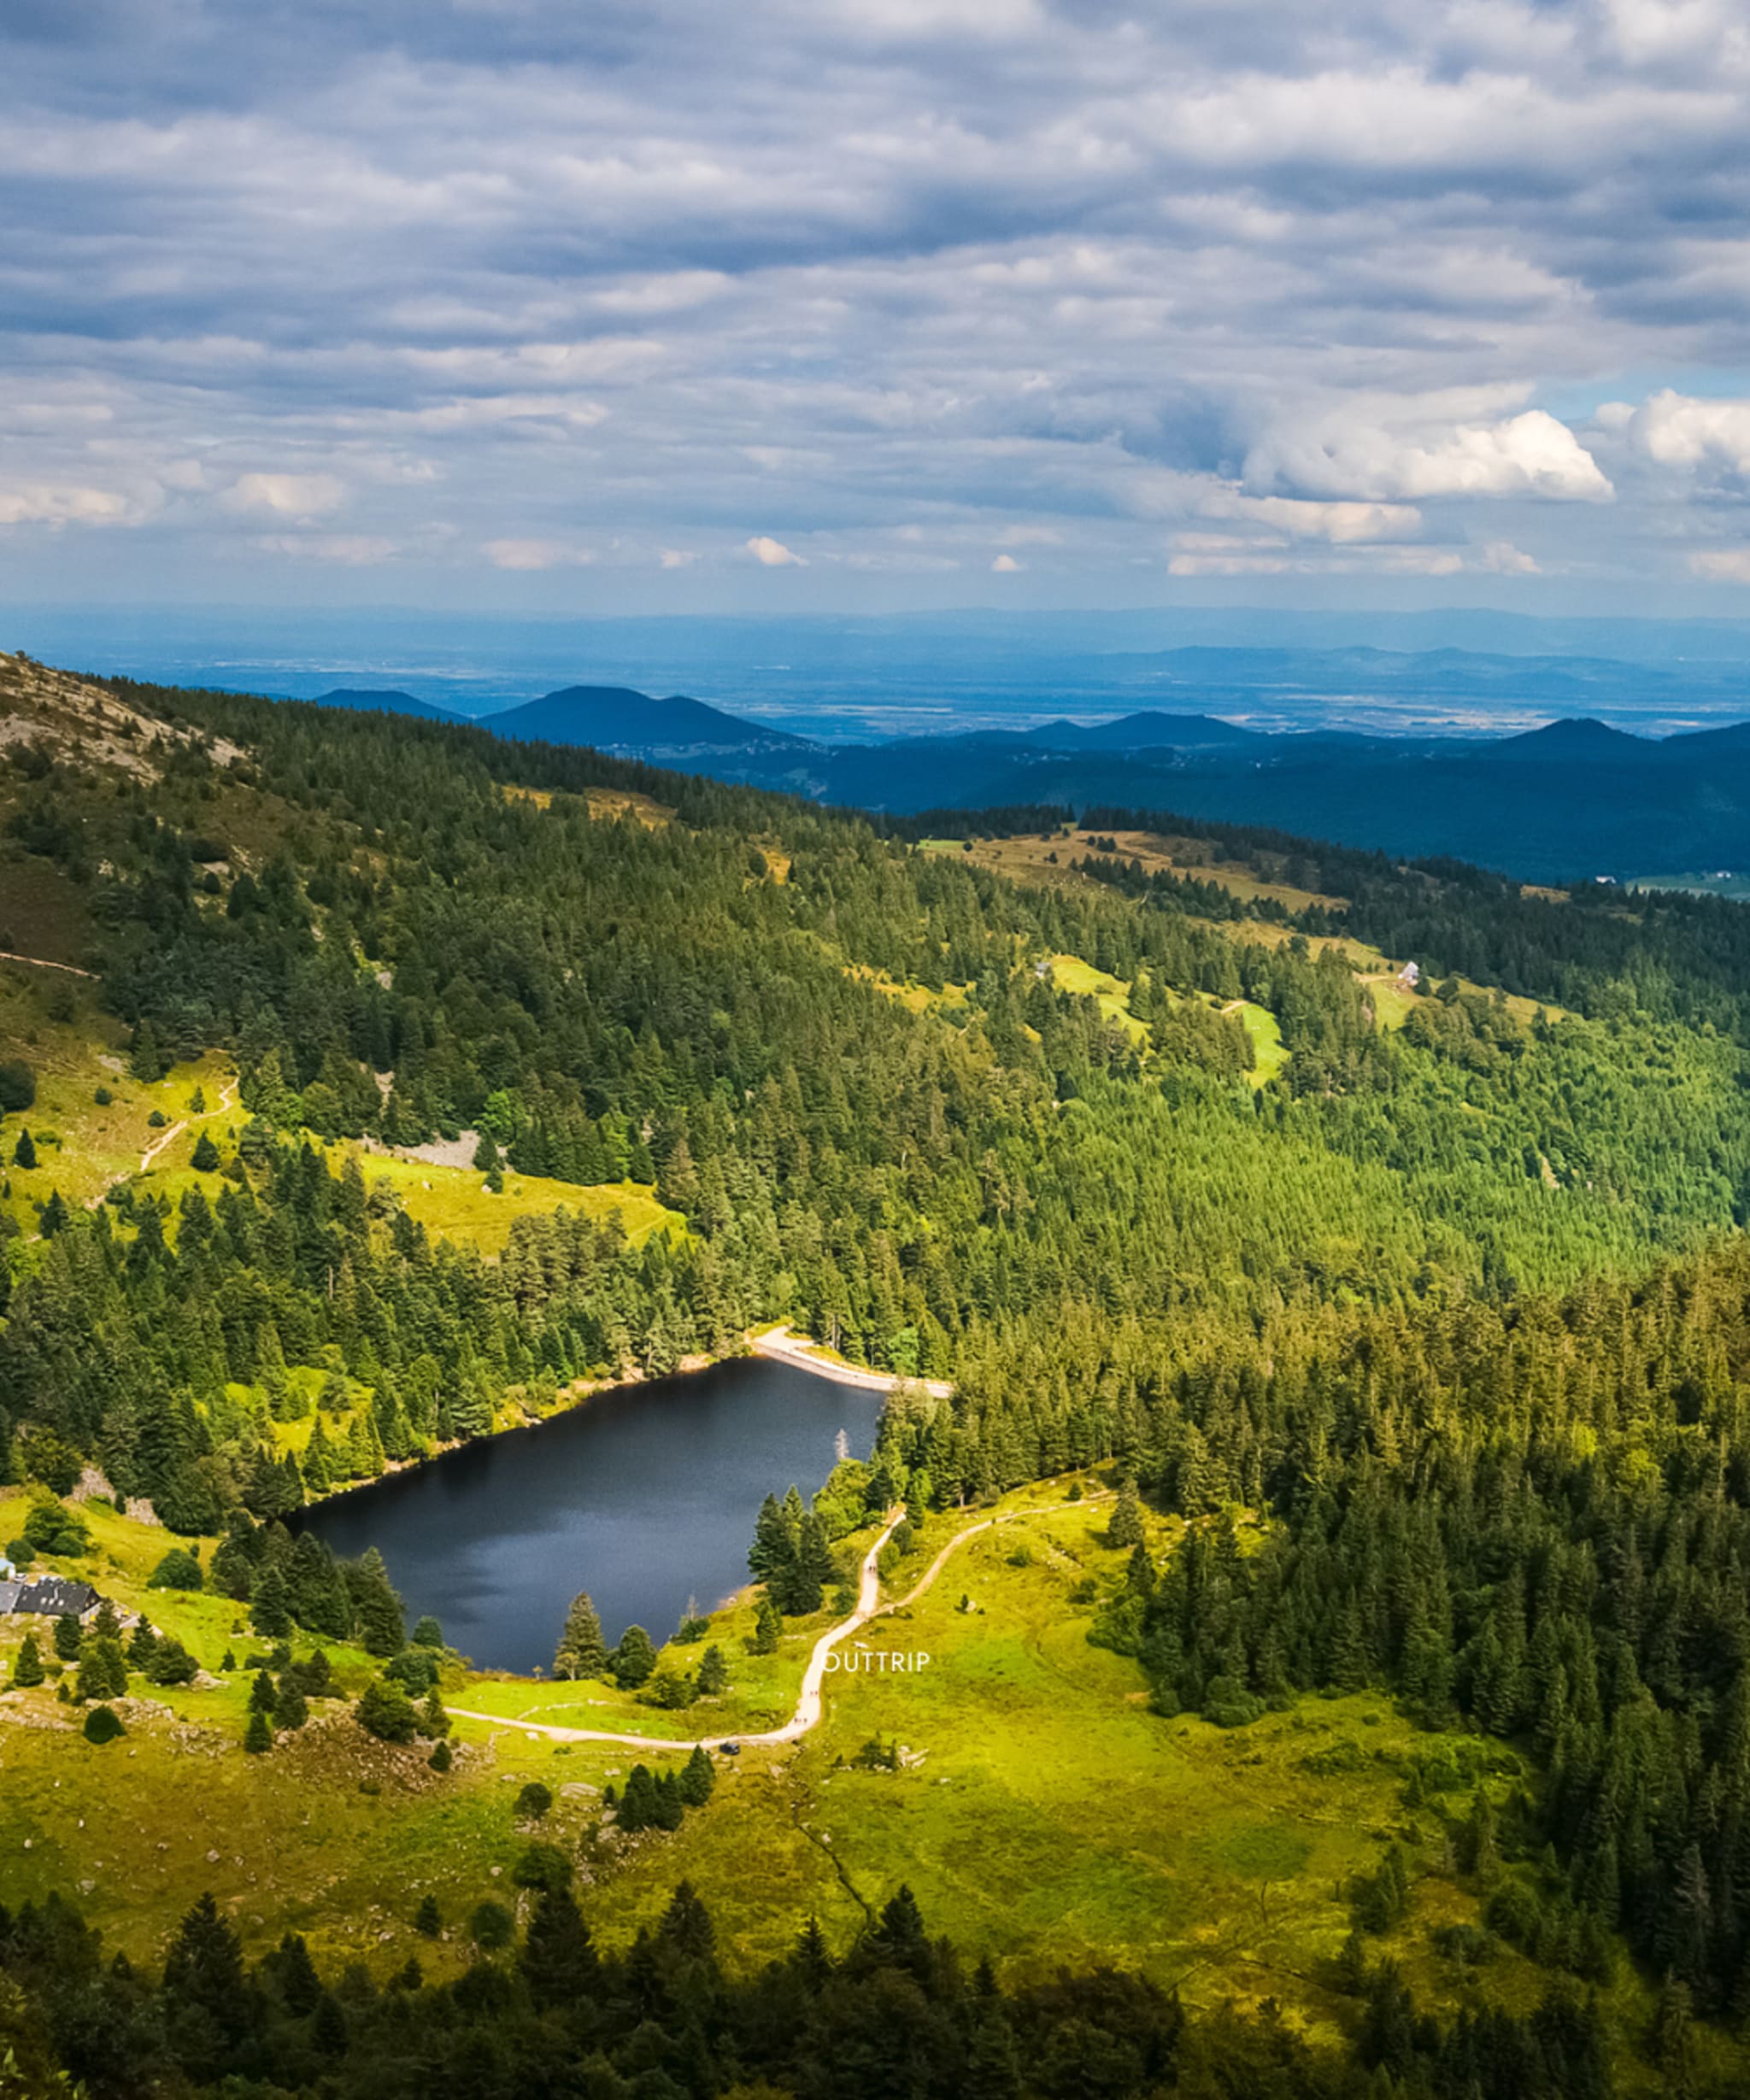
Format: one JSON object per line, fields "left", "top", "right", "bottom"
{"left": 612, "top": 1624, "right": 657, "bottom": 1688}
{"left": 52, "top": 1614, "right": 80, "bottom": 1663}
{"left": 250, "top": 1564, "right": 292, "bottom": 1640}
{"left": 696, "top": 1644, "right": 729, "bottom": 1696}
{"left": 678, "top": 1743, "right": 716, "bottom": 1806}
{"left": 12, "top": 1632, "right": 44, "bottom": 1686}
{"left": 244, "top": 1707, "right": 273, "bottom": 1754}
{"left": 349, "top": 1547, "right": 405, "bottom": 1657}
{"left": 520, "top": 1886, "right": 598, "bottom": 2009}
{"left": 554, "top": 1591, "right": 608, "bottom": 1680}
{"left": 1107, "top": 1487, "right": 1145, "bottom": 1551}
{"left": 749, "top": 1596, "right": 783, "bottom": 1655}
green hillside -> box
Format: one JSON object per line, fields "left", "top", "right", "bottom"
{"left": 7, "top": 653, "right": 1750, "bottom": 2093}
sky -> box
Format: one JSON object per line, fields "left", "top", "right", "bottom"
{"left": 3, "top": 0, "right": 1750, "bottom": 619}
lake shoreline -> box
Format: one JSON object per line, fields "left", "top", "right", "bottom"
{"left": 299, "top": 1327, "right": 950, "bottom": 1517}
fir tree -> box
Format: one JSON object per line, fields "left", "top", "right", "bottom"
{"left": 749, "top": 1596, "right": 783, "bottom": 1655}
{"left": 553, "top": 1590, "right": 608, "bottom": 1680}
{"left": 12, "top": 1632, "right": 44, "bottom": 1686}
{"left": 678, "top": 1743, "right": 716, "bottom": 1806}
{"left": 250, "top": 1564, "right": 292, "bottom": 1640}
{"left": 520, "top": 1885, "right": 598, "bottom": 2009}
{"left": 1107, "top": 1487, "right": 1145, "bottom": 1551}
{"left": 244, "top": 1707, "right": 273, "bottom": 1754}
{"left": 611, "top": 1624, "right": 658, "bottom": 1688}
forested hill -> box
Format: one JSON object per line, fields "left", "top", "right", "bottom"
{"left": 16, "top": 654, "right": 1750, "bottom": 2040}
{"left": 4, "top": 650, "right": 1750, "bottom": 1453}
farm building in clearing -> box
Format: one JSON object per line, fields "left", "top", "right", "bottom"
{"left": 0, "top": 1576, "right": 102, "bottom": 1619}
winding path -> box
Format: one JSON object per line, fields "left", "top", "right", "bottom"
{"left": 448, "top": 1503, "right": 1005, "bottom": 1754}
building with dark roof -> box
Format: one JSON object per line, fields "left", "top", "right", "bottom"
{"left": 3, "top": 1577, "right": 100, "bottom": 1618}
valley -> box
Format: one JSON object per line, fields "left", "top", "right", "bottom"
{"left": 6, "top": 654, "right": 1750, "bottom": 2092}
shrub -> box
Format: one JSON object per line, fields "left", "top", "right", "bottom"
{"left": 0, "top": 1060, "right": 36, "bottom": 1112}
{"left": 355, "top": 1680, "right": 417, "bottom": 1744}
{"left": 146, "top": 1636, "right": 198, "bottom": 1688}
{"left": 513, "top": 1842, "right": 573, "bottom": 1893}
{"left": 516, "top": 1781, "right": 554, "bottom": 1821}
{"left": 147, "top": 1546, "right": 203, "bottom": 1592}
{"left": 643, "top": 1663, "right": 696, "bottom": 1710}
{"left": 83, "top": 1704, "right": 126, "bottom": 1745}
{"left": 24, "top": 1496, "right": 91, "bottom": 1557}
{"left": 470, "top": 1900, "right": 514, "bottom": 1950}
{"left": 92, "top": 1086, "right": 113, "bottom": 1106}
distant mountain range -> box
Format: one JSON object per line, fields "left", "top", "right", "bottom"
{"left": 294, "top": 670, "right": 1750, "bottom": 884}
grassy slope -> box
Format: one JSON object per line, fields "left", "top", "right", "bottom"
{"left": 0, "top": 962, "right": 672, "bottom": 1254}
{"left": 2, "top": 1480, "right": 1726, "bottom": 2086}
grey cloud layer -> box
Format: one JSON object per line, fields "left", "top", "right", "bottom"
{"left": 2, "top": 0, "right": 1748, "bottom": 603}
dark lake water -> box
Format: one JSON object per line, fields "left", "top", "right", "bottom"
{"left": 294, "top": 1357, "right": 883, "bottom": 1675}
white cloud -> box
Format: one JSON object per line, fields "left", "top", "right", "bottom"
{"left": 1479, "top": 539, "right": 1541, "bottom": 573}
{"left": 990, "top": 553, "right": 1022, "bottom": 572}
{"left": 746, "top": 534, "right": 807, "bottom": 566}
{"left": 1689, "top": 548, "right": 1750, "bottom": 583}
{"left": 659, "top": 548, "right": 698, "bottom": 568}
{"left": 252, "top": 533, "right": 396, "bottom": 564}
{"left": 1248, "top": 402, "right": 1612, "bottom": 503}
{"left": 1630, "top": 390, "right": 1750, "bottom": 475}
{"left": 0, "top": 481, "right": 138, "bottom": 527}
{"left": 483, "top": 537, "right": 596, "bottom": 570}
{"left": 226, "top": 472, "right": 346, "bottom": 520}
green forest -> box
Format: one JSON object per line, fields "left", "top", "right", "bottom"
{"left": 9, "top": 662, "right": 1750, "bottom": 2091}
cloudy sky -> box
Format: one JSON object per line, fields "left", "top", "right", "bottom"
{"left": 3, "top": 0, "right": 1749, "bottom": 615}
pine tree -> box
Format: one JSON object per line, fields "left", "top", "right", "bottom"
{"left": 414, "top": 1895, "right": 442, "bottom": 1938}
{"left": 273, "top": 1678, "right": 308, "bottom": 1732}
{"left": 191, "top": 1130, "right": 220, "bottom": 1172}
{"left": 244, "top": 1707, "right": 273, "bottom": 1754}
{"left": 617, "top": 1763, "right": 656, "bottom": 1833}
{"left": 12, "top": 1632, "right": 44, "bottom": 1686}
{"left": 749, "top": 1492, "right": 796, "bottom": 1581}
{"left": 520, "top": 1886, "right": 598, "bottom": 2009}
{"left": 612, "top": 1624, "right": 658, "bottom": 1687}
{"left": 1107, "top": 1487, "right": 1145, "bottom": 1551}
{"left": 250, "top": 1564, "right": 292, "bottom": 1640}
{"left": 76, "top": 1637, "right": 127, "bottom": 1702}
{"left": 12, "top": 1128, "right": 36, "bottom": 1170}
{"left": 696, "top": 1644, "right": 729, "bottom": 1696}
{"left": 349, "top": 1547, "right": 405, "bottom": 1657}
{"left": 678, "top": 1743, "right": 716, "bottom": 1806}
{"left": 749, "top": 1596, "right": 783, "bottom": 1655}
{"left": 52, "top": 1614, "right": 81, "bottom": 1663}
{"left": 554, "top": 1591, "right": 608, "bottom": 1680}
